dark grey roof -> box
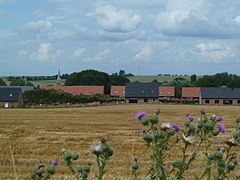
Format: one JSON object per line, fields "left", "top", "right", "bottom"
{"left": 125, "top": 82, "right": 159, "bottom": 98}
{"left": 0, "top": 88, "right": 22, "bottom": 102}
{"left": 0, "top": 86, "right": 34, "bottom": 92}
{"left": 201, "top": 88, "right": 240, "bottom": 99}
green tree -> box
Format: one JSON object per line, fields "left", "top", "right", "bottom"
{"left": 214, "top": 72, "right": 231, "bottom": 87}
{"left": 0, "top": 78, "right": 6, "bottom": 86}
{"left": 190, "top": 74, "right": 197, "bottom": 83}
{"left": 196, "top": 75, "right": 218, "bottom": 87}
{"left": 10, "top": 79, "right": 34, "bottom": 86}
{"left": 110, "top": 74, "right": 130, "bottom": 85}
{"left": 227, "top": 75, "right": 240, "bottom": 88}
{"left": 65, "top": 70, "right": 111, "bottom": 94}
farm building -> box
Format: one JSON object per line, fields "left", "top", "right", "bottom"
{"left": 110, "top": 86, "right": 125, "bottom": 96}
{"left": 0, "top": 87, "right": 23, "bottom": 107}
{"left": 182, "top": 87, "right": 200, "bottom": 101}
{"left": 41, "top": 86, "right": 104, "bottom": 96}
{"left": 125, "top": 82, "right": 159, "bottom": 103}
{"left": 0, "top": 86, "right": 34, "bottom": 93}
{"left": 159, "top": 86, "right": 175, "bottom": 99}
{"left": 200, "top": 88, "right": 240, "bottom": 105}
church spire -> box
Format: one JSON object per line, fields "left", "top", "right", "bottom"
{"left": 56, "top": 68, "right": 62, "bottom": 86}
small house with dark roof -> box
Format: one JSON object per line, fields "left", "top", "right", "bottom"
{"left": 125, "top": 82, "right": 159, "bottom": 103}
{"left": 0, "top": 86, "right": 34, "bottom": 93}
{"left": 0, "top": 88, "right": 23, "bottom": 107}
{"left": 200, "top": 88, "right": 240, "bottom": 105}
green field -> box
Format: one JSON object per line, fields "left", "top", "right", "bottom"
{"left": 127, "top": 75, "right": 191, "bottom": 83}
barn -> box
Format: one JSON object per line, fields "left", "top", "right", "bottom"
{"left": 0, "top": 88, "right": 23, "bottom": 108}
{"left": 125, "top": 82, "right": 159, "bottom": 103}
{"left": 200, "top": 88, "right": 240, "bottom": 105}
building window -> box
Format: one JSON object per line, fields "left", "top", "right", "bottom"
{"left": 9, "top": 93, "right": 13, "bottom": 97}
{"left": 122, "top": 91, "right": 125, "bottom": 94}
{"left": 142, "top": 90, "right": 145, "bottom": 93}
{"left": 151, "top": 90, "right": 154, "bottom": 93}
{"left": 167, "top": 92, "right": 171, "bottom": 95}
{"left": 114, "top": 91, "right": 118, "bottom": 94}
{"left": 205, "top": 100, "right": 210, "bottom": 104}
{"left": 159, "top": 92, "right": 163, "bottom": 95}
{"left": 238, "top": 100, "right": 240, "bottom": 104}
{"left": 215, "top": 100, "right": 219, "bottom": 104}
{"left": 96, "top": 91, "right": 99, "bottom": 94}
{"left": 224, "top": 100, "right": 233, "bottom": 104}
{"left": 88, "top": 91, "right": 92, "bottom": 94}
{"left": 80, "top": 91, "right": 84, "bottom": 94}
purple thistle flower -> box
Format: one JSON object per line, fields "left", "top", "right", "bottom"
{"left": 216, "top": 116, "right": 222, "bottom": 121}
{"left": 51, "top": 160, "right": 58, "bottom": 165}
{"left": 171, "top": 123, "right": 181, "bottom": 132}
{"left": 135, "top": 112, "right": 146, "bottom": 121}
{"left": 218, "top": 124, "right": 226, "bottom": 134}
{"left": 161, "top": 166, "right": 167, "bottom": 172}
{"left": 217, "top": 147, "right": 225, "bottom": 152}
{"left": 141, "top": 128, "right": 147, "bottom": 133}
{"left": 186, "top": 115, "right": 194, "bottom": 121}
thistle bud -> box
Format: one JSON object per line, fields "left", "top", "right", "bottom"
{"left": 149, "top": 114, "right": 158, "bottom": 124}
{"left": 226, "top": 162, "right": 235, "bottom": 171}
{"left": 64, "top": 152, "right": 72, "bottom": 161}
{"left": 72, "top": 153, "right": 80, "bottom": 160}
{"left": 140, "top": 117, "right": 149, "bottom": 126}
{"left": 47, "top": 165, "right": 56, "bottom": 175}
{"left": 236, "top": 117, "right": 240, "bottom": 124}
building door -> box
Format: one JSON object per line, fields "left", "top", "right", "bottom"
{"left": 144, "top": 98, "right": 148, "bottom": 103}
{"left": 4, "top": 103, "right": 9, "bottom": 108}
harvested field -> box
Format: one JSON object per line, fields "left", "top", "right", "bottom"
{"left": 0, "top": 104, "right": 239, "bottom": 179}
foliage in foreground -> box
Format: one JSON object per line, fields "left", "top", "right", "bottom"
{"left": 30, "top": 109, "right": 240, "bottom": 179}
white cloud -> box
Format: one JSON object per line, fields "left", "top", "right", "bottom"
{"left": 22, "top": 20, "right": 52, "bottom": 33}
{"left": 89, "top": 5, "right": 141, "bottom": 32}
{"left": 134, "top": 45, "right": 152, "bottom": 60}
{"left": 196, "top": 43, "right": 234, "bottom": 62}
{"left": 233, "top": 16, "right": 240, "bottom": 24}
{"left": 33, "top": 43, "right": 51, "bottom": 62}
{"left": 94, "top": 48, "right": 111, "bottom": 60}
{"left": 73, "top": 48, "right": 86, "bottom": 57}
{"left": 18, "top": 50, "right": 28, "bottom": 56}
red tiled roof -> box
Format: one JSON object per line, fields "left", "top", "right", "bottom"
{"left": 159, "top": 86, "right": 175, "bottom": 97}
{"left": 110, "top": 86, "right": 126, "bottom": 96}
{"left": 41, "top": 86, "right": 104, "bottom": 96}
{"left": 182, "top": 87, "right": 200, "bottom": 98}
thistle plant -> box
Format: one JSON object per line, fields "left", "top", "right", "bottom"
{"left": 30, "top": 160, "right": 58, "bottom": 180}
{"left": 90, "top": 137, "right": 114, "bottom": 180}
{"left": 62, "top": 149, "right": 91, "bottom": 180}
{"left": 131, "top": 156, "right": 140, "bottom": 180}
{"left": 135, "top": 109, "right": 180, "bottom": 179}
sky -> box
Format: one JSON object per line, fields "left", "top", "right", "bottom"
{"left": 1, "top": 0, "right": 240, "bottom": 76}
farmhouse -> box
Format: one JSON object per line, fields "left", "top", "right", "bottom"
{"left": 110, "top": 86, "right": 126, "bottom": 96}
{"left": 159, "top": 86, "right": 175, "bottom": 99}
{"left": 200, "top": 88, "right": 240, "bottom": 105}
{"left": 125, "top": 82, "right": 159, "bottom": 103}
{"left": 182, "top": 87, "right": 200, "bottom": 101}
{"left": 41, "top": 86, "right": 104, "bottom": 96}
{"left": 0, "top": 87, "right": 23, "bottom": 107}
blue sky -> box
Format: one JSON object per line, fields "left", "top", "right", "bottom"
{"left": 1, "top": 0, "right": 240, "bottom": 76}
